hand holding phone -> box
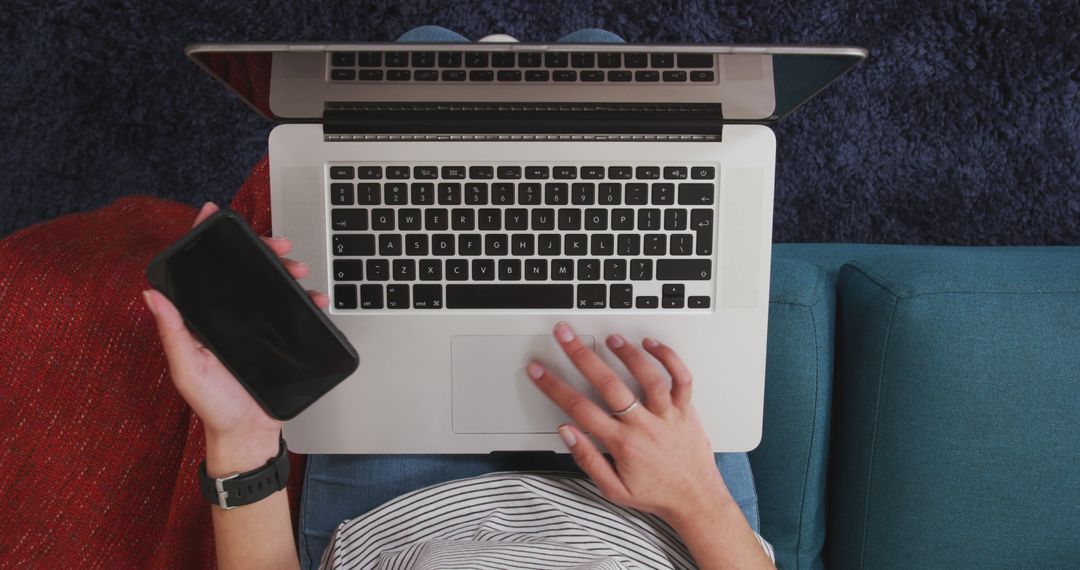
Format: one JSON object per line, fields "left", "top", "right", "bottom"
{"left": 140, "top": 202, "right": 354, "bottom": 438}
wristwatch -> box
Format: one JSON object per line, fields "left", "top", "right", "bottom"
{"left": 198, "top": 437, "right": 289, "bottom": 510}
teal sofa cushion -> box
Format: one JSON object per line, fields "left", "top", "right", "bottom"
{"left": 752, "top": 249, "right": 835, "bottom": 570}
{"left": 827, "top": 247, "right": 1080, "bottom": 568}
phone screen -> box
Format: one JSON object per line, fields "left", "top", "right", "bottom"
{"left": 148, "top": 211, "right": 358, "bottom": 420}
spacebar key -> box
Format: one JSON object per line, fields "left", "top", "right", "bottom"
{"left": 446, "top": 284, "right": 574, "bottom": 309}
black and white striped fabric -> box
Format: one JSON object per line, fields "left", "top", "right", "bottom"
{"left": 319, "top": 472, "right": 774, "bottom": 569}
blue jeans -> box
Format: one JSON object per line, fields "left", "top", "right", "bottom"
{"left": 298, "top": 26, "right": 762, "bottom": 569}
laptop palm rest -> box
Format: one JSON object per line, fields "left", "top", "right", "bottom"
{"left": 451, "top": 335, "right": 595, "bottom": 434}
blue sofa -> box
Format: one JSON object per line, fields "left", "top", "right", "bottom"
{"left": 749, "top": 244, "right": 1080, "bottom": 569}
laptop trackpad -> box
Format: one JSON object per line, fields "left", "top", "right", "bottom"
{"left": 451, "top": 335, "right": 595, "bottom": 434}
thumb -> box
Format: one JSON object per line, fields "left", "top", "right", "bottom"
{"left": 143, "top": 289, "right": 202, "bottom": 380}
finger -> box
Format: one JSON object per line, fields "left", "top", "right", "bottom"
{"left": 262, "top": 236, "right": 293, "bottom": 257}
{"left": 527, "top": 362, "right": 619, "bottom": 437}
{"left": 143, "top": 290, "right": 201, "bottom": 380}
{"left": 280, "top": 258, "right": 309, "bottom": 280}
{"left": 553, "top": 322, "right": 639, "bottom": 415}
{"left": 308, "top": 290, "right": 330, "bottom": 309}
{"left": 606, "top": 334, "right": 672, "bottom": 414}
{"left": 558, "top": 424, "right": 630, "bottom": 503}
{"left": 191, "top": 202, "right": 219, "bottom": 228}
{"left": 643, "top": 338, "right": 693, "bottom": 408}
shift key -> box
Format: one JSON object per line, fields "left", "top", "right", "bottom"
{"left": 657, "top": 259, "right": 712, "bottom": 280}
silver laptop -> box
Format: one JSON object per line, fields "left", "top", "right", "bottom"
{"left": 187, "top": 42, "right": 864, "bottom": 453}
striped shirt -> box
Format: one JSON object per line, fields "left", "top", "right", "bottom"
{"left": 319, "top": 472, "right": 774, "bottom": 569}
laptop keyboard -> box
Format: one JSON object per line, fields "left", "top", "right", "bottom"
{"left": 328, "top": 163, "right": 717, "bottom": 311}
{"left": 328, "top": 51, "right": 717, "bottom": 84}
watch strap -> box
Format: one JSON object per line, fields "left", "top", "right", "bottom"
{"left": 199, "top": 437, "right": 289, "bottom": 509}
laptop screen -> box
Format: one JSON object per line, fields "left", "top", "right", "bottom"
{"left": 187, "top": 44, "right": 864, "bottom": 124}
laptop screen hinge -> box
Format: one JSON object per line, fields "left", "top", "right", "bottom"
{"left": 321, "top": 102, "right": 723, "bottom": 142}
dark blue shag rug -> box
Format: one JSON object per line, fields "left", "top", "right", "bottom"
{"left": 1, "top": 1, "right": 1078, "bottom": 243}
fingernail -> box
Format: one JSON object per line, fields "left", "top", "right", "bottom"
{"left": 554, "top": 321, "right": 575, "bottom": 343}
{"left": 268, "top": 236, "right": 288, "bottom": 241}
{"left": 557, "top": 425, "right": 577, "bottom": 448}
{"left": 295, "top": 261, "right": 308, "bottom": 270}
{"left": 643, "top": 337, "right": 660, "bottom": 349}
{"left": 607, "top": 334, "right": 625, "bottom": 349}
{"left": 526, "top": 362, "right": 544, "bottom": 380}
{"left": 142, "top": 290, "right": 156, "bottom": 316}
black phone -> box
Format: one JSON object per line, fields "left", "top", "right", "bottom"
{"left": 146, "top": 208, "right": 359, "bottom": 420}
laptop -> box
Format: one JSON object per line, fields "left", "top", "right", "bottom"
{"left": 187, "top": 41, "right": 865, "bottom": 453}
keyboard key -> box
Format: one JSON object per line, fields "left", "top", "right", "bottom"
{"left": 386, "top": 284, "right": 409, "bottom": 309}
{"left": 611, "top": 210, "right": 634, "bottom": 231}
{"left": 538, "top": 233, "right": 561, "bottom": 256}
{"left": 664, "top": 208, "right": 687, "bottom": 231}
{"left": 635, "top": 70, "right": 659, "bottom": 82}
{"left": 610, "top": 284, "right": 633, "bottom": 308}
{"left": 544, "top": 183, "right": 568, "bottom": 205}
{"left": 333, "top": 260, "right": 363, "bottom": 281}
{"left": 624, "top": 53, "right": 647, "bottom": 68}
{"left": 366, "top": 260, "right": 389, "bottom": 281}
{"left": 469, "top": 70, "right": 494, "bottom": 81}
{"left": 635, "top": 295, "right": 658, "bottom": 309}
{"left": 657, "top": 259, "right": 712, "bottom": 280}
{"left": 378, "top": 234, "right": 401, "bottom": 256}
{"left": 330, "top": 69, "right": 355, "bottom": 81}
{"left": 410, "top": 183, "right": 435, "bottom": 205}
{"left": 469, "top": 166, "right": 494, "bottom": 179}
{"left": 662, "top": 295, "right": 685, "bottom": 309}
{"left": 371, "top": 208, "right": 393, "bottom": 229}
{"left": 577, "top": 259, "right": 601, "bottom": 281}
{"left": 330, "top": 183, "right": 354, "bottom": 205}
{"left": 664, "top": 166, "right": 688, "bottom": 179}
{"left": 446, "top": 259, "right": 468, "bottom": 281}
{"left": 625, "top": 183, "right": 647, "bottom": 205}
{"left": 564, "top": 234, "right": 587, "bottom": 255}
{"left": 572, "top": 183, "right": 595, "bottom": 205}
{"left": 525, "top": 259, "right": 547, "bottom": 281}
{"left": 355, "top": 51, "right": 380, "bottom": 67}
{"left": 465, "top": 52, "right": 489, "bottom": 67}
{"left": 330, "top": 166, "right": 354, "bottom": 179}
{"left": 552, "top": 259, "right": 574, "bottom": 280}
{"left": 651, "top": 53, "right": 674, "bottom": 68}
{"left": 356, "top": 166, "right": 381, "bottom": 179}
{"left": 677, "top": 53, "right": 714, "bottom": 68}
{"left": 607, "top": 70, "right": 632, "bottom": 82}
{"left": 617, "top": 234, "right": 640, "bottom": 256}
{"left": 678, "top": 183, "right": 714, "bottom": 205}
{"left": 447, "top": 284, "right": 574, "bottom": 309}
{"left": 393, "top": 260, "right": 416, "bottom": 281}
{"left": 599, "top": 183, "right": 620, "bottom": 205}
{"left": 385, "top": 52, "right": 409, "bottom": 67}
{"left": 442, "top": 165, "right": 466, "bottom": 179}
{"left": 398, "top": 209, "right": 421, "bottom": 230}
{"left": 491, "top": 183, "right": 515, "bottom": 205}
{"left": 497, "top": 69, "right": 522, "bottom": 81}
{"left": 638, "top": 208, "right": 661, "bottom": 230}
{"left": 553, "top": 70, "right": 577, "bottom": 82}
{"left": 644, "top": 234, "right": 667, "bottom": 255}
{"left": 690, "top": 70, "right": 715, "bottom": 82}
{"left": 518, "top": 183, "right": 541, "bottom": 205}
{"left": 532, "top": 210, "right": 556, "bottom": 231}
{"left": 553, "top": 166, "right": 577, "bottom": 179}
{"left": 559, "top": 210, "right": 582, "bottom": 231}
{"left": 604, "top": 259, "right": 627, "bottom": 281}
{"left": 581, "top": 166, "right": 605, "bottom": 179}
{"left": 358, "top": 69, "right": 384, "bottom": 81}
{"left": 636, "top": 166, "right": 660, "bottom": 180}
{"left": 662, "top": 284, "right": 684, "bottom": 297}
{"left": 597, "top": 52, "right": 621, "bottom": 68}
{"left": 670, "top": 234, "right": 693, "bottom": 255}
{"left": 518, "top": 52, "right": 542, "bottom": 67}
{"left": 580, "top": 70, "right": 604, "bottom": 82}
{"left": 413, "top": 284, "right": 443, "bottom": 309}
{"left": 511, "top": 234, "right": 534, "bottom": 256}
{"left": 432, "top": 234, "right": 455, "bottom": 255}
{"left": 499, "top": 259, "right": 521, "bottom": 280}
{"left": 485, "top": 234, "right": 508, "bottom": 256}
{"left": 413, "top": 165, "right": 438, "bottom": 179}
{"left": 331, "top": 209, "right": 367, "bottom": 231}
{"left": 438, "top": 51, "right": 462, "bottom": 67}
{"left": 360, "top": 284, "right": 383, "bottom": 309}
{"left": 332, "top": 234, "right": 374, "bottom": 256}
{"left": 630, "top": 259, "right": 653, "bottom": 281}
{"left": 691, "top": 208, "right": 714, "bottom": 255}
{"left": 571, "top": 52, "right": 595, "bottom": 68}
{"left": 492, "top": 52, "right": 515, "bottom": 67}
{"left": 591, "top": 234, "right": 614, "bottom": 256}
{"left": 438, "top": 183, "right": 462, "bottom": 204}
{"left": 425, "top": 208, "right": 448, "bottom": 230}
{"left": 458, "top": 234, "right": 482, "bottom": 255}
{"left": 691, "top": 166, "right": 716, "bottom": 179}
{"left": 331, "top": 52, "right": 355, "bottom": 67}
{"left": 334, "top": 285, "right": 357, "bottom": 309}
{"left": 384, "top": 183, "right": 407, "bottom": 205}
{"left": 414, "top": 70, "right": 438, "bottom": 81}
{"left": 505, "top": 209, "right": 528, "bottom": 230}
{"left": 419, "top": 259, "right": 442, "bottom": 281}
{"left": 576, "top": 284, "right": 606, "bottom": 308}
{"left": 525, "top": 70, "right": 550, "bottom": 81}
{"left": 387, "top": 69, "right": 411, "bottom": 81}
{"left": 525, "top": 166, "right": 550, "bottom": 179}
{"left": 411, "top": 52, "right": 435, "bottom": 67}
{"left": 497, "top": 166, "right": 522, "bottom": 179}
{"left": 544, "top": 52, "right": 568, "bottom": 68}
{"left": 651, "top": 183, "right": 675, "bottom": 205}
{"left": 688, "top": 296, "right": 711, "bottom": 308}
{"left": 442, "top": 69, "right": 466, "bottom": 81}
{"left": 608, "top": 166, "right": 632, "bottom": 179}
{"left": 478, "top": 208, "right": 501, "bottom": 230}
{"left": 471, "top": 259, "right": 495, "bottom": 281}
{"left": 405, "top": 234, "right": 428, "bottom": 255}
{"left": 452, "top": 209, "right": 475, "bottom": 230}
{"left": 584, "top": 208, "right": 607, "bottom": 230}
{"left": 387, "top": 165, "right": 410, "bottom": 179}
{"left": 663, "top": 70, "right": 687, "bottom": 82}
{"left": 465, "top": 182, "right": 488, "bottom": 205}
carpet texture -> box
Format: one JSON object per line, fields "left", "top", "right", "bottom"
{"left": 1, "top": 1, "right": 1078, "bottom": 244}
